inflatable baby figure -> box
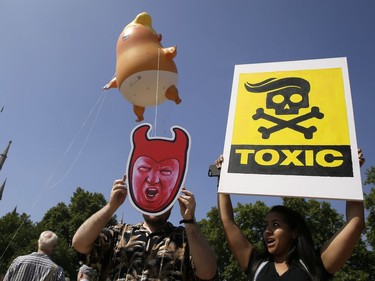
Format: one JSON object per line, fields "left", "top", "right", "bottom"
{"left": 103, "top": 12, "right": 181, "bottom": 122}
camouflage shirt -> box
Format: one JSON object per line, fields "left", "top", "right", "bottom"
{"left": 85, "top": 222, "right": 200, "bottom": 281}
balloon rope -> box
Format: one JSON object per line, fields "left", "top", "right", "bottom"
{"left": 44, "top": 92, "right": 106, "bottom": 190}
{"left": 0, "top": 93, "right": 106, "bottom": 260}
{"left": 153, "top": 48, "right": 161, "bottom": 137}
{"left": 0, "top": 220, "right": 25, "bottom": 260}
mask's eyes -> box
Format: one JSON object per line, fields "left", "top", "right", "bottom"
{"left": 160, "top": 168, "right": 173, "bottom": 176}
{"left": 138, "top": 165, "right": 151, "bottom": 172}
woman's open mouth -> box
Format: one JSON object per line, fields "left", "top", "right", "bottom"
{"left": 266, "top": 238, "right": 275, "bottom": 248}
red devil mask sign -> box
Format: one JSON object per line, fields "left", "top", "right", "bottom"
{"left": 127, "top": 123, "right": 191, "bottom": 216}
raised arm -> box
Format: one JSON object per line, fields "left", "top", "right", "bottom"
{"left": 72, "top": 177, "right": 127, "bottom": 254}
{"left": 178, "top": 189, "right": 217, "bottom": 280}
{"left": 320, "top": 149, "right": 366, "bottom": 273}
{"left": 215, "top": 156, "right": 254, "bottom": 271}
{"left": 218, "top": 193, "right": 254, "bottom": 271}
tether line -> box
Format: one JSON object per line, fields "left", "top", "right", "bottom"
{"left": 152, "top": 48, "right": 161, "bottom": 137}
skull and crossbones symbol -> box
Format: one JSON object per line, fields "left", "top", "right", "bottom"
{"left": 244, "top": 77, "right": 324, "bottom": 139}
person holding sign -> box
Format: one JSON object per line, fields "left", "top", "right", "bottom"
{"left": 215, "top": 149, "right": 365, "bottom": 281}
{"left": 72, "top": 177, "right": 217, "bottom": 281}
{"left": 72, "top": 124, "right": 216, "bottom": 280}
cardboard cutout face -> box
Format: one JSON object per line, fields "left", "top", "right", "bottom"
{"left": 127, "top": 123, "right": 190, "bottom": 215}
{"left": 132, "top": 157, "right": 179, "bottom": 210}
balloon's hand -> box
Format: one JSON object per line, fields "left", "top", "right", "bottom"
{"left": 103, "top": 78, "right": 117, "bottom": 90}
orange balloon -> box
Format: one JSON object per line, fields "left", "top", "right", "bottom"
{"left": 104, "top": 12, "right": 181, "bottom": 122}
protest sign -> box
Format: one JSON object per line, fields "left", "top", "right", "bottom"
{"left": 219, "top": 57, "right": 362, "bottom": 200}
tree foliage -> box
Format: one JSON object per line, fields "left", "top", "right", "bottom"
{"left": 282, "top": 198, "right": 343, "bottom": 247}
{"left": 36, "top": 202, "right": 76, "bottom": 278}
{"left": 363, "top": 166, "right": 375, "bottom": 279}
{"left": 0, "top": 212, "right": 36, "bottom": 277}
{"left": 0, "top": 187, "right": 116, "bottom": 279}
{"left": 200, "top": 200, "right": 269, "bottom": 281}
{"left": 68, "top": 187, "right": 112, "bottom": 238}
{"left": 365, "top": 166, "right": 375, "bottom": 249}
{"left": 1, "top": 167, "right": 375, "bottom": 280}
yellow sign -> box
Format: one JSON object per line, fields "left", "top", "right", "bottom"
{"left": 219, "top": 58, "right": 362, "bottom": 200}
{"left": 233, "top": 68, "right": 349, "bottom": 145}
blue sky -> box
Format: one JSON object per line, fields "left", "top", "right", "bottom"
{"left": 1, "top": 1, "right": 374, "bottom": 225}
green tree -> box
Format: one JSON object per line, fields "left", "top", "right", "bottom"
{"left": 68, "top": 187, "right": 113, "bottom": 238}
{"left": 283, "top": 197, "right": 372, "bottom": 280}
{"left": 36, "top": 202, "right": 76, "bottom": 279}
{"left": 0, "top": 212, "right": 37, "bottom": 277}
{"left": 36, "top": 187, "right": 116, "bottom": 279}
{"left": 200, "top": 200, "right": 269, "bottom": 281}
{"left": 36, "top": 202, "right": 71, "bottom": 239}
{"left": 365, "top": 166, "right": 375, "bottom": 248}
{"left": 283, "top": 198, "right": 343, "bottom": 247}
{"left": 364, "top": 166, "right": 375, "bottom": 279}
{"left": 0, "top": 187, "right": 117, "bottom": 279}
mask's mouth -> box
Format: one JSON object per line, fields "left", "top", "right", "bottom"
{"left": 145, "top": 187, "right": 159, "bottom": 199}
